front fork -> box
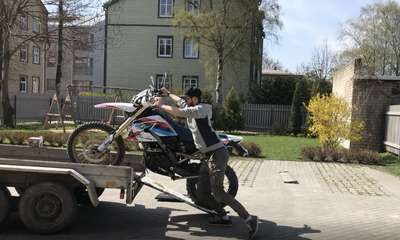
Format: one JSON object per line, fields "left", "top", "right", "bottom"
{"left": 96, "top": 107, "right": 146, "bottom": 152}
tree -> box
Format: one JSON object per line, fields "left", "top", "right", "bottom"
{"left": 304, "top": 93, "right": 365, "bottom": 147}
{"left": 338, "top": 1, "right": 400, "bottom": 76}
{"left": 0, "top": 0, "right": 47, "bottom": 127}
{"left": 288, "top": 82, "right": 302, "bottom": 135}
{"left": 43, "top": 0, "right": 104, "bottom": 94}
{"left": 296, "top": 39, "right": 338, "bottom": 81}
{"left": 171, "top": 0, "right": 282, "bottom": 104}
{"left": 219, "top": 87, "right": 245, "bottom": 133}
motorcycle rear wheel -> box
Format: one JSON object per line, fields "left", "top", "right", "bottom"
{"left": 186, "top": 165, "right": 239, "bottom": 210}
{"left": 67, "top": 122, "right": 125, "bottom": 165}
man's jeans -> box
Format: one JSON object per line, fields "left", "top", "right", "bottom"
{"left": 197, "top": 146, "right": 250, "bottom": 219}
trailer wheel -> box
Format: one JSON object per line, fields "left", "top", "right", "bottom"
{"left": 73, "top": 187, "right": 105, "bottom": 204}
{"left": 0, "top": 184, "right": 12, "bottom": 225}
{"left": 19, "top": 181, "right": 77, "bottom": 234}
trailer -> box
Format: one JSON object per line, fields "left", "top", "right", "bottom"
{"left": 0, "top": 157, "right": 216, "bottom": 234}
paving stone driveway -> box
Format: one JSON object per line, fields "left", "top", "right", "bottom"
{"left": 3, "top": 159, "right": 400, "bottom": 240}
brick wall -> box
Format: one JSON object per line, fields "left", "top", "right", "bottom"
{"left": 333, "top": 58, "right": 400, "bottom": 152}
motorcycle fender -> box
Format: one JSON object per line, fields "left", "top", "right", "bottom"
{"left": 94, "top": 103, "right": 136, "bottom": 113}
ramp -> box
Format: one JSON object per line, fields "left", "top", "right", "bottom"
{"left": 139, "top": 176, "right": 217, "bottom": 216}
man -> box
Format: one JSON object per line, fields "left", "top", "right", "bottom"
{"left": 154, "top": 87, "right": 259, "bottom": 239}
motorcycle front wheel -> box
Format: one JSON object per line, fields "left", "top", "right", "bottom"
{"left": 67, "top": 122, "right": 125, "bottom": 165}
{"left": 186, "top": 165, "right": 239, "bottom": 210}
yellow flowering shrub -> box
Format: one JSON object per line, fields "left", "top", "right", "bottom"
{"left": 304, "top": 93, "right": 365, "bottom": 147}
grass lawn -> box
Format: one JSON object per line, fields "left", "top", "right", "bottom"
{"left": 238, "top": 134, "right": 320, "bottom": 160}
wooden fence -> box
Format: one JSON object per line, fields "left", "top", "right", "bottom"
{"left": 384, "top": 105, "right": 400, "bottom": 155}
{"left": 0, "top": 93, "right": 307, "bottom": 132}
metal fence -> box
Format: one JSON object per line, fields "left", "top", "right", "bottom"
{"left": 0, "top": 93, "right": 307, "bottom": 132}
{"left": 384, "top": 105, "right": 400, "bottom": 155}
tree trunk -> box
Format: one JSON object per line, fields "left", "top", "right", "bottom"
{"left": 215, "top": 51, "right": 223, "bottom": 106}
{"left": 55, "top": 0, "right": 64, "bottom": 95}
{"left": 1, "top": 36, "right": 15, "bottom": 127}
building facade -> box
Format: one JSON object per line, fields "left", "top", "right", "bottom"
{"left": 8, "top": 0, "right": 48, "bottom": 94}
{"left": 104, "top": 0, "right": 263, "bottom": 98}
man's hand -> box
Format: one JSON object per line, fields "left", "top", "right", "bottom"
{"left": 160, "top": 87, "right": 170, "bottom": 95}
{"left": 153, "top": 97, "right": 163, "bottom": 108}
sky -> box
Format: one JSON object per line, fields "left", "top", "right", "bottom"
{"left": 265, "top": 0, "right": 384, "bottom": 73}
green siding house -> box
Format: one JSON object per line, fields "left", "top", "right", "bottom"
{"left": 104, "top": 0, "right": 263, "bottom": 100}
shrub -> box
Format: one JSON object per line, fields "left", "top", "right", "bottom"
{"left": 241, "top": 142, "right": 262, "bottom": 157}
{"left": 315, "top": 146, "right": 328, "bottom": 161}
{"left": 5, "top": 132, "right": 28, "bottom": 145}
{"left": 218, "top": 87, "right": 245, "bottom": 133}
{"left": 288, "top": 82, "right": 302, "bottom": 135}
{"left": 271, "top": 122, "right": 286, "bottom": 135}
{"left": 0, "top": 132, "right": 5, "bottom": 144}
{"left": 325, "top": 146, "right": 342, "bottom": 162}
{"left": 300, "top": 146, "right": 316, "bottom": 161}
{"left": 381, "top": 152, "right": 398, "bottom": 164}
{"left": 342, "top": 148, "right": 356, "bottom": 163}
{"left": 366, "top": 150, "right": 382, "bottom": 165}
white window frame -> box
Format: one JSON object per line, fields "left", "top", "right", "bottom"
{"left": 158, "top": 37, "right": 173, "bottom": 57}
{"left": 32, "top": 77, "right": 40, "bottom": 93}
{"left": 33, "top": 47, "right": 40, "bottom": 64}
{"left": 33, "top": 18, "right": 40, "bottom": 33}
{"left": 21, "top": 14, "right": 27, "bottom": 30}
{"left": 156, "top": 74, "right": 172, "bottom": 89}
{"left": 20, "top": 45, "right": 28, "bottom": 62}
{"left": 159, "top": 0, "right": 173, "bottom": 17}
{"left": 182, "top": 76, "right": 198, "bottom": 89}
{"left": 20, "top": 76, "right": 27, "bottom": 93}
{"left": 186, "top": 0, "right": 200, "bottom": 15}
{"left": 184, "top": 39, "right": 198, "bottom": 58}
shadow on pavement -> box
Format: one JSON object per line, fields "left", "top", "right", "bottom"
{"left": 170, "top": 214, "right": 321, "bottom": 240}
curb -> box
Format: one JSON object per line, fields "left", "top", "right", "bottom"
{"left": 0, "top": 144, "right": 145, "bottom": 171}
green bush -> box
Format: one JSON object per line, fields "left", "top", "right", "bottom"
{"left": 381, "top": 152, "right": 398, "bottom": 164}
{"left": 288, "top": 82, "right": 303, "bottom": 135}
{"left": 241, "top": 142, "right": 262, "bottom": 157}
{"left": 271, "top": 122, "right": 286, "bottom": 135}
{"left": 218, "top": 87, "right": 245, "bottom": 133}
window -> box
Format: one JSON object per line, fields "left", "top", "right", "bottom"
{"left": 47, "top": 56, "right": 56, "bottom": 68}
{"left": 20, "top": 76, "right": 27, "bottom": 92}
{"left": 33, "top": 18, "right": 40, "bottom": 33}
{"left": 33, "top": 47, "right": 40, "bottom": 64}
{"left": 184, "top": 39, "right": 198, "bottom": 58}
{"left": 182, "top": 76, "right": 198, "bottom": 89}
{"left": 47, "top": 79, "right": 56, "bottom": 91}
{"left": 20, "top": 45, "right": 28, "bottom": 62}
{"left": 32, "top": 77, "right": 40, "bottom": 93}
{"left": 158, "top": 37, "right": 173, "bottom": 57}
{"left": 159, "top": 0, "right": 173, "bottom": 17}
{"left": 20, "top": 14, "right": 27, "bottom": 30}
{"left": 156, "top": 74, "right": 172, "bottom": 89}
{"left": 73, "top": 57, "right": 94, "bottom": 75}
{"left": 186, "top": 0, "right": 200, "bottom": 15}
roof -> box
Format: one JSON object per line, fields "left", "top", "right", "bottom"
{"left": 103, "top": 0, "right": 121, "bottom": 9}
{"left": 356, "top": 75, "right": 400, "bottom": 81}
{"left": 262, "top": 68, "right": 295, "bottom": 76}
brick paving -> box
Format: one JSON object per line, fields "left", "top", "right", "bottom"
{"left": 3, "top": 159, "right": 400, "bottom": 240}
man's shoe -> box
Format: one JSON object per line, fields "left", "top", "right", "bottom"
{"left": 207, "top": 217, "right": 233, "bottom": 227}
{"left": 246, "top": 215, "right": 259, "bottom": 239}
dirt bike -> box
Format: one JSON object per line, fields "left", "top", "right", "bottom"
{"left": 66, "top": 77, "right": 239, "bottom": 209}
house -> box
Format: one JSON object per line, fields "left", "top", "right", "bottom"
{"left": 103, "top": 0, "right": 264, "bottom": 98}
{"left": 261, "top": 68, "right": 297, "bottom": 81}
{"left": 8, "top": 0, "right": 48, "bottom": 94}
{"left": 332, "top": 58, "right": 400, "bottom": 152}
{"left": 45, "top": 22, "right": 105, "bottom": 95}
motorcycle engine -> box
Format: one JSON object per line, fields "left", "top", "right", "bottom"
{"left": 142, "top": 142, "right": 172, "bottom": 176}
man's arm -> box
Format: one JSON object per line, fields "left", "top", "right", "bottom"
{"left": 160, "top": 87, "right": 187, "bottom": 108}
{"left": 153, "top": 97, "right": 182, "bottom": 117}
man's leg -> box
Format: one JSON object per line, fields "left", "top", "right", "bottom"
{"left": 209, "top": 147, "right": 250, "bottom": 220}
{"left": 196, "top": 160, "right": 227, "bottom": 217}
